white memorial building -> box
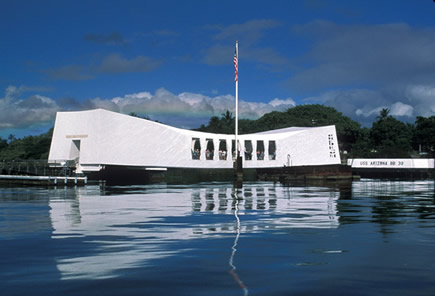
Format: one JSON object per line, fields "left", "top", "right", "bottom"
{"left": 48, "top": 109, "right": 341, "bottom": 176}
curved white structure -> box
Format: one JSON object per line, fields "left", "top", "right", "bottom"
{"left": 48, "top": 109, "right": 341, "bottom": 173}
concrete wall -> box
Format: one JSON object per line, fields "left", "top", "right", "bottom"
{"left": 49, "top": 109, "right": 341, "bottom": 171}
{"left": 348, "top": 158, "right": 435, "bottom": 169}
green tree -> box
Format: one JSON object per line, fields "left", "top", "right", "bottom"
{"left": 197, "top": 105, "right": 363, "bottom": 155}
{"left": 350, "top": 127, "right": 372, "bottom": 157}
{"left": 369, "top": 109, "right": 413, "bottom": 157}
{"left": 7, "top": 134, "right": 16, "bottom": 144}
{"left": 197, "top": 110, "right": 236, "bottom": 134}
{"left": 222, "top": 110, "right": 233, "bottom": 123}
{"left": 0, "top": 128, "right": 53, "bottom": 160}
{"left": 255, "top": 105, "right": 363, "bottom": 154}
{"left": 220, "top": 110, "right": 235, "bottom": 134}
{"left": 0, "top": 137, "right": 7, "bottom": 151}
{"left": 378, "top": 108, "right": 390, "bottom": 120}
{"left": 413, "top": 116, "right": 435, "bottom": 155}
{"left": 129, "top": 112, "right": 150, "bottom": 120}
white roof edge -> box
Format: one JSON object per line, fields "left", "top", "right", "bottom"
{"left": 55, "top": 108, "right": 336, "bottom": 137}
{"left": 254, "top": 125, "right": 336, "bottom": 135}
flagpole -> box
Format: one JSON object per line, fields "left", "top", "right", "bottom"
{"left": 233, "top": 40, "right": 242, "bottom": 180}
{"left": 235, "top": 41, "right": 239, "bottom": 159}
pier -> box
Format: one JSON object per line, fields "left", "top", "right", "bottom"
{"left": 0, "top": 174, "right": 87, "bottom": 186}
{"left": 0, "top": 160, "right": 87, "bottom": 186}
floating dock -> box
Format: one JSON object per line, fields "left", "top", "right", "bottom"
{"left": 0, "top": 174, "right": 87, "bottom": 186}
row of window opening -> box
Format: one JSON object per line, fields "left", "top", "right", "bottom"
{"left": 191, "top": 139, "right": 276, "bottom": 161}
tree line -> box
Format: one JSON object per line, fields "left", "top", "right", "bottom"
{"left": 0, "top": 105, "right": 434, "bottom": 161}
{"left": 196, "top": 105, "right": 435, "bottom": 158}
{"left": 0, "top": 129, "right": 53, "bottom": 161}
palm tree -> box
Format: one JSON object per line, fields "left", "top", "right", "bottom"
{"left": 221, "top": 110, "right": 233, "bottom": 122}
{"left": 221, "top": 110, "right": 234, "bottom": 134}
{"left": 377, "top": 108, "right": 390, "bottom": 120}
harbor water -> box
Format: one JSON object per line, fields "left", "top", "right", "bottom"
{"left": 0, "top": 180, "right": 434, "bottom": 295}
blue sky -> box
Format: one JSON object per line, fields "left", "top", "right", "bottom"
{"left": 1, "top": 0, "right": 435, "bottom": 138}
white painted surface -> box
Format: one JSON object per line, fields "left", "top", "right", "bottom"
{"left": 48, "top": 109, "right": 341, "bottom": 171}
{"left": 348, "top": 158, "right": 434, "bottom": 169}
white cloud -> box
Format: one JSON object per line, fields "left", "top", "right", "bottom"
{"left": 306, "top": 88, "right": 387, "bottom": 121}
{"left": 1, "top": 83, "right": 433, "bottom": 136}
{"left": 0, "top": 86, "right": 60, "bottom": 129}
{"left": 112, "top": 91, "right": 153, "bottom": 107}
{"left": 101, "top": 88, "right": 295, "bottom": 126}
{"left": 404, "top": 85, "right": 435, "bottom": 117}
{"left": 84, "top": 97, "right": 120, "bottom": 112}
{"left": 304, "top": 85, "right": 434, "bottom": 126}
{"left": 269, "top": 97, "right": 296, "bottom": 108}
{"left": 355, "top": 102, "right": 413, "bottom": 119}
{"left": 390, "top": 102, "right": 413, "bottom": 117}
{"left": 355, "top": 106, "right": 385, "bottom": 118}
{"left": 60, "top": 88, "right": 296, "bottom": 130}
{"left": 0, "top": 87, "right": 291, "bottom": 131}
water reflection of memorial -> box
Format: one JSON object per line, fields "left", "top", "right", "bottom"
{"left": 191, "top": 185, "right": 340, "bottom": 234}
{"left": 49, "top": 183, "right": 340, "bottom": 280}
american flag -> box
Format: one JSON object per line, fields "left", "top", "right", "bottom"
{"left": 233, "top": 47, "right": 238, "bottom": 82}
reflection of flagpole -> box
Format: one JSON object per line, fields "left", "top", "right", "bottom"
{"left": 229, "top": 191, "right": 248, "bottom": 296}
{"left": 229, "top": 197, "right": 240, "bottom": 269}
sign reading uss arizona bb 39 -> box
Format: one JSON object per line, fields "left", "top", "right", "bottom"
{"left": 347, "top": 158, "right": 434, "bottom": 169}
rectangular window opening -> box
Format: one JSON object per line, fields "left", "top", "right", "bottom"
{"left": 268, "top": 140, "right": 276, "bottom": 160}
{"left": 218, "top": 140, "right": 227, "bottom": 160}
{"left": 244, "top": 140, "right": 253, "bottom": 160}
{"left": 191, "top": 138, "right": 201, "bottom": 160}
{"left": 257, "top": 140, "right": 265, "bottom": 160}
{"left": 206, "top": 139, "right": 214, "bottom": 160}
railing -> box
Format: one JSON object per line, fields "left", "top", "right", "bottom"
{"left": 0, "top": 159, "right": 79, "bottom": 177}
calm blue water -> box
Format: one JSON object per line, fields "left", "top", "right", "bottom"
{"left": 0, "top": 180, "right": 434, "bottom": 296}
